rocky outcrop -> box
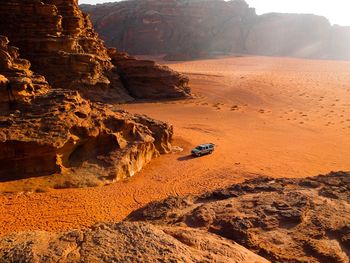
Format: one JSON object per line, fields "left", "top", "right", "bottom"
{"left": 128, "top": 171, "right": 350, "bottom": 262}
{"left": 0, "top": 0, "right": 132, "bottom": 102}
{"left": 82, "top": 0, "right": 350, "bottom": 61}
{"left": 1, "top": 172, "right": 349, "bottom": 262}
{"left": 0, "top": 37, "right": 173, "bottom": 185}
{"left": 0, "top": 222, "right": 267, "bottom": 263}
{"left": 0, "top": 90, "right": 173, "bottom": 182}
{"left": 109, "top": 49, "right": 191, "bottom": 99}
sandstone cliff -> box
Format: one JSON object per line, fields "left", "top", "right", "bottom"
{"left": 0, "top": 172, "right": 348, "bottom": 262}
{"left": 0, "top": 36, "right": 173, "bottom": 185}
{"left": 82, "top": 0, "right": 350, "bottom": 61}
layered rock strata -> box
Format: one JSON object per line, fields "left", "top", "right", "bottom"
{"left": 109, "top": 49, "right": 191, "bottom": 99}
{"left": 82, "top": 0, "right": 350, "bottom": 61}
{"left": 0, "top": 172, "right": 349, "bottom": 262}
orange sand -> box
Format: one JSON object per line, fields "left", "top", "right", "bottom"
{"left": 1, "top": 56, "right": 350, "bottom": 235}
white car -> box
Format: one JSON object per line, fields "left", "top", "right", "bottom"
{"left": 191, "top": 143, "right": 215, "bottom": 157}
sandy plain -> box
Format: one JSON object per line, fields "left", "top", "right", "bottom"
{"left": 0, "top": 56, "right": 349, "bottom": 235}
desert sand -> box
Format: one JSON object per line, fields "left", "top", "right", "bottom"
{"left": 1, "top": 56, "right": 350, "bottom": 235}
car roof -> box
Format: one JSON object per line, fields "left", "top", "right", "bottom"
{"left": 199, "top": 143, "right": 213, "bottom": 147}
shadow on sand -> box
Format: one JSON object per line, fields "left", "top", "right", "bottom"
{"left": 177, "top": 155, "right": 197, "bottom": 161}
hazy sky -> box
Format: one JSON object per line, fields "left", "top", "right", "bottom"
{"left": 79, "top": 0, "right": 350, "bottom": 26}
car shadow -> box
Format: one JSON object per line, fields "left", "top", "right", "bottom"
{"left": 177, "top": 155, "right": 197, "bottom": 161}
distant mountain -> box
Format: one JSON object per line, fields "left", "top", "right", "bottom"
{"left": 81, "top": 0, "right": 350, "bottom": 60}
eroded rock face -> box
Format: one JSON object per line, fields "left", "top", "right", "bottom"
{"left": 128, "top": 172, "right": 350, "bottom": 263}
{"left": 0, "top": 0, "right": 132, "bottom": 102}
{"left": 1, "top": 172, "right": 349, "bottom": 262}
{"left": 109, "top": 49, "right": 191, "bottom": 99}
{"left": 0, "top": 90, "right": 173, "bottom": 182}
{"left": 0, "top": 35, "right": 49, "bottom": 111}
{"left": 0, "top": 37, "right": 173, "bottom": 185}
{"left": 82, "top": 0, "right": 350, "bottom": 61}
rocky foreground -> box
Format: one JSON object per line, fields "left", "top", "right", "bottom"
{"left": 82, "top": 0, "right": 350, "bottom": 61}
{"left": 0, "top": 172, "right": 348, "bottom": 262}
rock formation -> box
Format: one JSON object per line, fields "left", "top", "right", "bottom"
{"left": 0, "top": 36, "right": 49, "bottom": 111}
{"left": 128, "top": 171, "right": 350, "bottom": 262}
{"left": 0, "top": 35, "right": 173, "bottom": 184}
{"left": 82, "top": 0, "right": 350, "bottom": 61}
{"left": 0, "top": 222, "right": 268, "bottom": 263}
{"left": 0, "top": 172, "right": 349, "bottom": 262}
{"left": 109, "top": 49, "right": 191, "bottom": 99}
{"left": 0, "top": 0, "right": 132, "bottom": 102}
{"left": 0, "top": 0, "right": 192, "bottom": 185}
{"left": 0, "top": 90, "right": 173, "bottom": 182}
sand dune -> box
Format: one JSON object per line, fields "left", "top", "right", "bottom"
{"left": 1, "top": 56, "right": 349, "bottom": 235}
